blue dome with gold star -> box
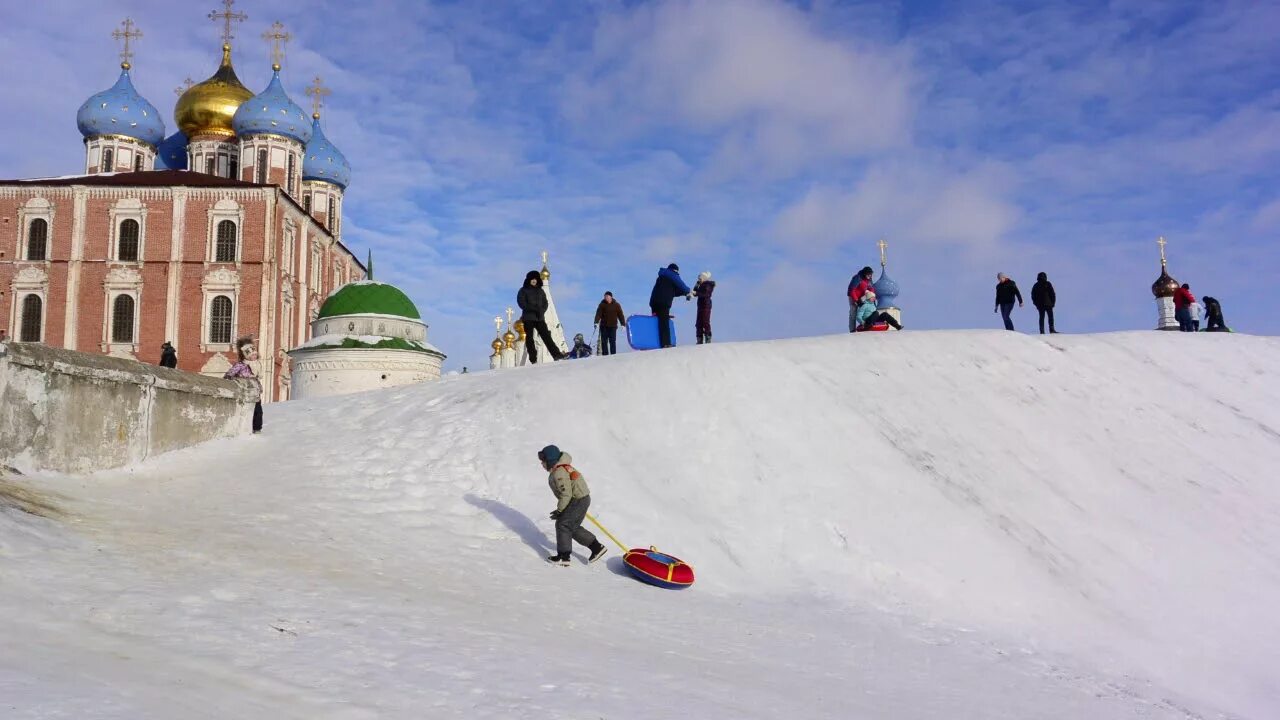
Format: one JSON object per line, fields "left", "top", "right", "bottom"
{"left": 155, "top": 131, "right": 188, "bottom": 170}
{"left": 76, "top": 66, "right": 166, "bottom": 146}
{"left": 303, "top": 115, "right": 351, "bottom": 189}
{"left": 232, "top": 69, "right": 312, "bottom": 144}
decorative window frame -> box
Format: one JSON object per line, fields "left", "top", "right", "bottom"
{"left": 281, "top": 220, "right": 296, "bottom": 278}
{"left": 10, "top": 265, "right": 49, "bottom": 343}
{"left": 310, "top": 244, "right": 322, "bottom": 294}
{"left": 102, "top": 265, "right": 143, "bottom": 355}
{"left": 206, "top": 198, "right": 245, "bottom": 264}
{"left": 200, "top": 267, "right": 241, "bottom": 353}
{"left": 108, "top": 198, "right": 148, "bottom": 264}
{"left": 16, "top": 197, "right": 54, "bottom": 262}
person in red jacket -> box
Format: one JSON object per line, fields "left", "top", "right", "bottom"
{"left": 847, "top": 266, "right": 874, "bottom": 332}
{"left": 1173, "top": 283, "right": 1196, "bottom": 332}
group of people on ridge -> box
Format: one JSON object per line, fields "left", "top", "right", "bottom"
{"left": 515, "top": 263, "right": 717, "bottom": 363}
{"left": 993, "top": 272, "right": 1059, "bottom": 334}
{"left": 847, "top": 266, "right": 903, "bottom": 332}
{"left": 1173, "top": 283, "right": 1228, "bottom": 332}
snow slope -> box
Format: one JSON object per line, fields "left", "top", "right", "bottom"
{"left": 2, "top": 330, "right": 1278, "bottom": 719}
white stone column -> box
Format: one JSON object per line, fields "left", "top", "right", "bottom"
{"left": 62, "top": 188, "right": 88, "bottom": 349}
{"left": 1155, "top": 297, "right": 1178, "bottom": 331}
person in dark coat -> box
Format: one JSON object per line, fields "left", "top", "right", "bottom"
{"left": 1202, "top": 296, "right": 1229, "bottom": 331}
{"left": 159, "top": 341, "right": 178, "bottom": 368}
{"left": 649, "top": 263, "right": 692, "bottom": 348}
{"left": 516, "top": 270, "right": 565, "bottom": 364}
{"left": 567, "top": 333, "right": 593, "bottom": 359}
{"left": 694, "top": 271, "right": 716, "bottom": 344}
{"left": 994, "top": 273, "right": 1023, "bottom": 331}
{"left": 593, "top": 291, "right": 626, "bottom": 356}
{"left": 1030, "top": 272, "right": 1057, "bottom": 334}
{"left": 848, "top": 266, "right": 875, "bottom": 332}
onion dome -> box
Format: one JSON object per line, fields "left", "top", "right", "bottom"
{"left": 175, "top": 45, "right": 254, "bottom": 139}
{"left": 76, "top": 65, "right": 165, "bottom": 146}
{"left": 303, "top": 115, "right": 351, "bottom": 189}
{"left": 232, "top": 68, "right": 312, "bottom": 144}
{"left": 155, "top": 131, "right": 188, "bottom": 170}
{"left": 1152, "top": 265, "right": 1179, "bottom": 298}
{"left": 873, "top": 268, "right": 900, "bottom": 309}
{"left": 317, "top": 281, "right": 420, "bottom": 320}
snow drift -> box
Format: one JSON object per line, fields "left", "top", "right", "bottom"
{"left": 2, "top": 330, "right": 1278, "bottom": 719}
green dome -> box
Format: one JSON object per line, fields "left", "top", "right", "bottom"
{"left": 317, "top": 281, "right": 421, "bottom": 320}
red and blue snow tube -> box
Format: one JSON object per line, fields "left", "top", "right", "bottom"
{"left": 623, "top": 546, "right": 695, "bottom": 589}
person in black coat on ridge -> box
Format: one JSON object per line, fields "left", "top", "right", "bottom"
{"left": 1030, "top": 272, "right": 1057, "bottom": 334}
{"left": 159, "top": 341, "right": 178, "bottom": 368}
{"left": 517, "top": 270, "right": 565, "bottom": 363}
{"left": 994, "top": 272, "right": 1023, "bottom": 331}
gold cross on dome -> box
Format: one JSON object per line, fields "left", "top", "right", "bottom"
{"left": 208, "top": 0, "right": 247, "bottom": 45}
{"left": 540, "top": 250, "right": 549, "bottom": 267}
{"left": 505, "top": 307, "right": 515, "bottom": 327}
{"left": 494, "top": 316, "right": 503, "bottom": 333}
{"left": 304, "top": 76, "right": 331, "bottom": 118}
{"left": 174, "top": 77, "right": 195, "bottom": 96}
{"left": 112, "top": 18, "right": 142, "bottom": 69}
{"left": 1157, "top": 236, "right": 1168, "bottom": 266}
{"left": 262, "top": 21, "right": 292, "bottom": 70}
{"left": 877, "top": 237, "right": 888, "bottom": 268}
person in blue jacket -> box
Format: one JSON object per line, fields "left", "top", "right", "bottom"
{"left": 649, "top": 263, "right": 692, "bottom": 348}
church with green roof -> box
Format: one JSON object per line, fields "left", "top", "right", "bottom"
{"left": 288, "top": 277, "right": 445, "bottom": 399}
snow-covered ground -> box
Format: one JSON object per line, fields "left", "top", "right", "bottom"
{"left": 2, "top": 330, "right": 1278, "bottom": 719}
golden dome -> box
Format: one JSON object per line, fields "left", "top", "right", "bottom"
{"left": 502, "top": 329, "right": 517, "bottom": 349}
{"left": 175, "top": 44, "right": 253, "bottom": 139}
{"left": 513, "top": 319, "right": 526, "bottom": 340}
{"left": 491, "top": 336, "right": 504, "bottom": 353}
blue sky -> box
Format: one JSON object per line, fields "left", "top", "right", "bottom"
{"left": 3, "top": 0, "right": 1278, "bottom": 369}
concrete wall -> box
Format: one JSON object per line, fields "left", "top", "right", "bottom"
{"left": 0, "top": 341, "right": 257, "bottom": 474}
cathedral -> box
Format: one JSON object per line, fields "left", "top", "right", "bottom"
{"left": 0, "top": 5, "right": 361, "bottom": 402}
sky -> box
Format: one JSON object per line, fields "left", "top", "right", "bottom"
{"left": 2, "top": 0, "right": 1278, "bottom": 370}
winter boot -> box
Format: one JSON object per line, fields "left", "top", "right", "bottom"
{"left": 546, "top": 553, "right": 570, "bottom": 566}
{"left": 587, "top": 542, "right": 608, "bottom": 564}
{"left": 703, "top": 332, "right": 711, "bottom": 344}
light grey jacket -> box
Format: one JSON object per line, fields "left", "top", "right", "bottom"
{"left": 547, "top": 452, "right": 591, "bottom": 512}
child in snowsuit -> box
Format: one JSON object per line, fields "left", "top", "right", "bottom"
{"left": 855, "top": 290, "right": 903, "bottom": 331}
{"left": 567, "top": 333, "right": 593, "bottom": 359}
{"left": 224, "top": 336, "right": 263, "bottom": 433}
{"left": 539, "top": 445, "right": 607, "bottom": 566}
{"left": 694, "top": 271, "right": 715, "bottom": 344}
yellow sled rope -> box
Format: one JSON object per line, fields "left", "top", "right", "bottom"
{"left": 586, "top": 513, "right": 629, "bottom": 553}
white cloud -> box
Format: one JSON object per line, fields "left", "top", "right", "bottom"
{"left": 565, "top": 0, "right": 916, "bottom": 178}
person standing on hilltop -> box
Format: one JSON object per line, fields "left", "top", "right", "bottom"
{"left": 649, "top": 263, "right": 692, "bottom": 349}
{"left": 224, "top": 336, "right": 263, "bottom": 434}
{"left": 1031, "top": 272, "right": 1058, "bottom": 334}
{"left": 593, "top": 291, "right": 626, "bottom": 356}
{"left": 517, "top": 270, "right": 565, "bottom": 363}
{"left": 847, "top": 266, "right": 875, "bottom": 333}
{"left": 159, "top": 341, "right": 178, "bottom": 368}
{"left": 538, "top": 444, "right": 607, "bottom": 566}
{"left": 994, "top": 273, "right": 1024, "bottom": 331}
{"left": 1202, "top": 296, "right": 1229, "bottom": 332}
{"left": 1173, "top": 283, "right": 1196, "bottom": 332}
{"left": 694, "top": 271, "right": 716, "bottom": 344}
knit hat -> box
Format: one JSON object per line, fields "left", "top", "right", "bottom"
{"left": 667, "top": 263, "right": 680, "bottom": 272}
{"left": 698, "top": 271, "right": 711, "bottom": 282}
{"left": 574, "top": 333, "right": 585, "bottom": 343}
{"left": 537, "top": 445, "right": 562, "bottom": 465}
{"left": 997, "top": 272, "right": 1009, "bottom": 281}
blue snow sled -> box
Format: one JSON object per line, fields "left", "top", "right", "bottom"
{"left": 626, "top": 314, "right": 677, "bottom": 350}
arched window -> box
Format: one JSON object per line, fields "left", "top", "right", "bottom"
{"left": 256, "top": 149, "right": 268, "bottom": 184}
{"left": 118, "top": 219, "right": 140, "bottom": 261}
{"left": 215, "top": 220, "right": 237, "bottom": 262}
{"left": 19, "top": 295, "right": 42, "bottom": 342}
{"left": 134, "top": 154, "right": 143, "bottom": 172}
{"left": 327, "top": 196, "right": 334, "bottom": 231}
{"left": 102, "top": 147, "right": 114, "bottom": 172}
{"left": 229, "top": 155, "right": 239, "bottom": 180}
{"left": 111, "top": 294, "right": 135, "bottom": 343}
{"left": 205, "top": 157, "right": 216, "bottom": 175}
{"left": 26, "top": 218, "right": 48, "bottom": 261}
{"left": 209, "top": 295, "right": 233, "bottom": 344}
{"left": 287, "top": 154, "right": 296, "bottom": 195}
{"left": 303, "top": 194, "right": 311, "bottom": 213}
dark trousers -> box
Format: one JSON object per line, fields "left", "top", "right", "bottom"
{"left": 524, "top": 318, "right": 562, "bottom": 363}
{"left": 1037, "top": 307, "right": 1055, "bottom": 334}
{"left": 999, "top": 302, "right": 1015, "bottom": 331}
{"left": 600, "top": 326, "right": 618, "bottom": 355}
{"left": 252, "top": 401, "right": 263, "bottom": 433}
{"left": 555, "top": 496, "right": 597, "bottom": 555}
{"left": 867, "top": 311, "right": 902, "bottom": 330}
{"left": 1206, "top": 315, "right": 1226, "bottom": 331}
{"left": 696, "top": 306, "right": 712, "bottom": 343}
{"left": 1175, "top": 308, "right": 1193, "bottom": 332}
{"left": 652, "top": 305, "right": 673, "bottom": 348}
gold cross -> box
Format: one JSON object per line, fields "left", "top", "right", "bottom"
{"left": 304, "top": 76, "right": 331, "bottom": 118}
{"left": 494, "top": 316, "right": 503, "bottom": 333}
{"left": 877, "top": 237, "right": 888, "bottom": 268}
{"left": 262, "top": 21, "right": 292, "bottom": 71}
{"left": 174, "top": 77, "right": 195, "bottom": 96}
{"left": 208, "top": 0, "right": 247, "bottom": 45}
{"left": 1157, "top": 236, "right": 1167, "bottom": 266}
{"left": 112, "top": 18, "right": 142, "bottom": 70}
{"left": 505, "top": 307, "right": 515, "bottom": 327}
{"left": 541, "top": 250, "right": 549, "bottom": 267}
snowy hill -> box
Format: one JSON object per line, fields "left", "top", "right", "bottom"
{"left": 3, "top": 330, "right": 1279, "bottom": 719}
